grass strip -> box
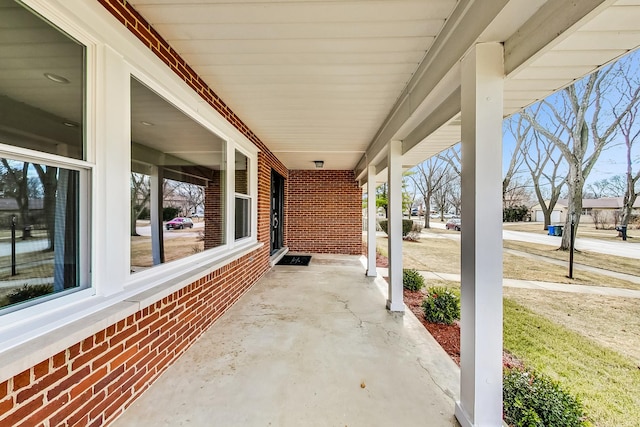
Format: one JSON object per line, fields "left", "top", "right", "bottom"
{"left": 504, "top": 240, "right": 639, "bottom": 278}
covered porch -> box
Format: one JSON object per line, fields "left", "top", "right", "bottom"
{"left": 2, "top": 1, "right": 640, "bottom": 426}
{"left": 112, "top": 254, "right": 460, "bottom": 426}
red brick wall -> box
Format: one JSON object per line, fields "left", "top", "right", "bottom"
{"left": 204, "top": 171, "right": 224, "bottom": 249}
{"left": 0, "top": 1, "right": 290, "bottom": 426}
{"left": 0, "top": 252, "right": 269, "bottom": 427}
{"left": 287, "top": 170, "right": 362, "bottom": 255}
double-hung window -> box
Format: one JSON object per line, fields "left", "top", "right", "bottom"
{"left": 0, "top": 0, "right": 89, "bottom": 313}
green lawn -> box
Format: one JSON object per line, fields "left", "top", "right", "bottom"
{"left": 504, "top": 298, "right": 640, "bottom": 427}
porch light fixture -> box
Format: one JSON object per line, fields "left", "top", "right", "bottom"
{"left": 44, "top": 72, "right": 70, "bottom": 84}
{"left": 313, "top": 160, "right": 324, "bottom": 169}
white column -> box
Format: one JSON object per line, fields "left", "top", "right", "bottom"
{"left": 455, "top": 43, "right": 504, "bottom": 427}
{"left": 150, "top": 166, "right": 165, "bottom": 265}
{"left": 366, "top": 164, "right": 377, "bottom": 277}
{"left": 386, "top": 140, "right": 404, "bottom": 312}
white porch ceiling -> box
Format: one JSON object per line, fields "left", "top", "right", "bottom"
{"left": 129, "top": 0, "right": 457, "bottom": 170}
{"left": 126, "top": 1, "right": 640, "bottom": 174}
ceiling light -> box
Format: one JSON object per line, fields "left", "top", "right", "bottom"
{"left": 141, "top": 121, "right": 154, "bottom": 126}
{"left": 314, "top": 160, "right": 324, "bottom": 169}
{"left": 63, "top": 121, "right": 78, "bottom": 127}
{"left": 44, "top": 73, "right": 70, "bottom": 84}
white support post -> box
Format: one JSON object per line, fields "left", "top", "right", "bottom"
{"left": 386, "top": 140, "right": 404, "bottom": 312}
{"left": 366, "top": 164, "right": 377, "bottom": 277}
{"left": 150, "top": 165, "right": 165, "bottom": 265}
{"left": 455, "top": 43, "right": 504, "bottom": 427}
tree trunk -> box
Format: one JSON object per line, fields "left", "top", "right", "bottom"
{"left": 423, "top": 199, "right": 431, "bottom": 228}
{"left": 561, "top": 166, "right": 584, "bottom": 250}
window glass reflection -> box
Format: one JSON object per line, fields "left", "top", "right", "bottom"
{"left": 130, "top": 78, "right": 226, "bottom": 272}
{"left": 0, "top": 159, "right": 79, "bottom": 310}
{"left": 0, "top": 0, "right": 85, "bottom": 159}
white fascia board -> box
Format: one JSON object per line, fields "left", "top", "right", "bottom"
{"left": 356, "top": 0, "right": 510, "bottom": 175}
{"left": 505, "top": 0, "right": 614, "bottom": 76}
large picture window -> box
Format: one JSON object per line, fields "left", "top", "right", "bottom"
{"left": 0, "top": 0, "right": 87, "bottom": 312}
{"left": 130, "top": 78, "right": 226, "bottom": 272}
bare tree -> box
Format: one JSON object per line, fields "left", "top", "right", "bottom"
{"left": 1, "top": 159, "right": 31, "bottom": 239}
{"left": 175, "top": 182, "right": 205, "bottom": 217}
{"left": 432, "top": 170, "right": 457, "bottom": 220}
{"left": 503, "top": 176, "right": 533, "bottom": 209}
{"left": 586, "top": 175, "right": 627, "bottom": 198}
{"left": 33, "top": 164, "right": 57, "bottom": 250}
{"left": 447, "top": 175, "right": 462, "bottom": 216}
{"left": 410, "top": 156, "right": 449, "bottom": 228}
{"left": 131, "top": 173, "right": 151, "bottom": 236}
{"left": 438, "top": 143, "right": 462, "bottom": 217}
{"left": 615, "top": 64, "right": 640, "bottom": 231}
{"left": 503, "top": 114, "right": 528, "bottom": 206}
{"left": 516, "top": 112, "right": 567, "bottom": 229}
{"left": 522, "top": 60, "right": 639, "bottom": 249}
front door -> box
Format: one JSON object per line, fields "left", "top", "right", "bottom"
{"left": 270, "top": 170, "right": 284, "bottom": 254}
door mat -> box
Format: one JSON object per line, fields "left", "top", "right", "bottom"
{"left": 277, "top": 255, "right": 312, "bottom": 266}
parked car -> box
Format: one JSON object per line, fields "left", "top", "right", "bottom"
{"left": 166, "top": 217, "right": 194, "bottom": 230}
{"left": 445, "top": 218, "right": 461, "bottom": 231}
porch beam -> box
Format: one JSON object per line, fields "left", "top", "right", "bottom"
{"left": 366, "top": 164, "right": 377, "bottom": 277}
{"left": 386, "top": 140, "right": 404, "bottom": 312}
{"left": 355, "top": 0, "right": 510, "bottom": 179}
{"left": 455, "top": 43, "right": 504, "bottom": 427}
{"left": 504, "top": 0, "right": 614, "bottom": 76}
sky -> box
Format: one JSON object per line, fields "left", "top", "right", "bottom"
{"left": 500, "top": 48, "right": 640, "bottom": 189}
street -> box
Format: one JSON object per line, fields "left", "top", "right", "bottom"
{"left": 423, "top": 220, "right": 640, "bottom": 259}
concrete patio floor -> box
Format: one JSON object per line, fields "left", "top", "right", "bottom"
{"left": 112, "top": 254, "right": 461, "bottom": 426}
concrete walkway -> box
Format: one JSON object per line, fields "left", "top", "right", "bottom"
{"left": 112, "top": 254, "right": 461, "bottom": 427}
{"left": 376, "top": 268, "right": 640, "bottom": 299}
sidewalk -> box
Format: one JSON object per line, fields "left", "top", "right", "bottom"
{"left": 375, "top": 267, "right": 640, "bottom": 299}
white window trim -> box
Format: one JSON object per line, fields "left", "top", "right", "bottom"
{"left": 0, "top": 0, "right": 262, "bottom": 382}
{"left": 124, "top": 70, "right": 259, "bottom": 289}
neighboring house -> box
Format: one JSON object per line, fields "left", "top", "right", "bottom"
{"left": 530, "top": 197, "right": 640, "bottom": 223}
{"left": 0, "top": 2, "right": 638, "bottom": 427}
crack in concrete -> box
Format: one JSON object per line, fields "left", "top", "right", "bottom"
{"left": 417, "top": 357, "right": 457, "bottom": 401}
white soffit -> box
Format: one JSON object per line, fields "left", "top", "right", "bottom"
{"left": 126, "top": 1, "right": 640, "bottom": 173}
{"left": 127, "top": 0, "right": 458, "bottom": 170}
{"left": 505, "top": 1, "right": 640, "bottom": 115}
{"left": 403, "top": 0, "right": 640, "bottom": 170}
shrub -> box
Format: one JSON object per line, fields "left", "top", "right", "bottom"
{"left": 402, "top": 219, "right": 415, "bottom": 236}
{"left": 503, "top": 368, "right": 588, "bottom": 427}
{"left": 7, "top": 284, "right": 54, "bottom": 305}
{"left": 503, "top": 205, "right": 530, "bottom": 222}
{"left": 422, "top": 286, "right": 460, "bottom": 325}
{"left": 378, "top": 219, "right": 418, "bottom": 237}
{"left": 162, "top": 206, "right": 181, "bottom": 221}
{"left": 403, "top": 269, "right": 424, "bottom": 291}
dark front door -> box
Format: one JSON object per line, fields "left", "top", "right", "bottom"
{"left": 270, "top": 170, "right": 284, "bottom": 255}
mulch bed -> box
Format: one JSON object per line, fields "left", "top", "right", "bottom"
{"left": 405, "top": 288, "right": 461, "bottom": 364}
{"left": 365, "top": 243, "right": 523, "bottom": 369}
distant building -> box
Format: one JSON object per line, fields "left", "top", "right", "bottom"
{"left": 530, "top": 197, "right": 640, "bottom": 223}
